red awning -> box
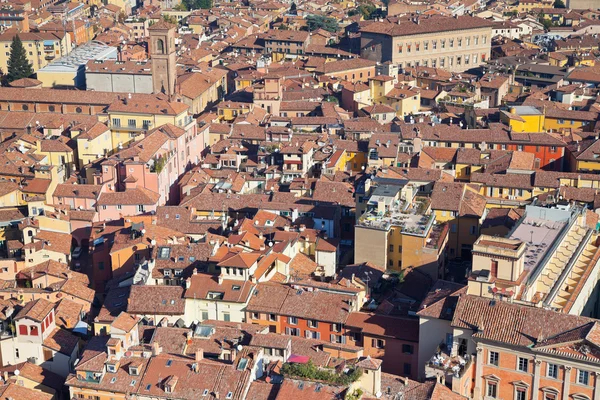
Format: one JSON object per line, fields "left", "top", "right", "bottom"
{"left": 288, "top": 354, "right": 310, "bottom": 364}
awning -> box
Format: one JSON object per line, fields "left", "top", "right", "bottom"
{"left": 288, "top": 354, "right": 310, "bottom": 364}
{"left": 73, "top": 320, "right": 89, "bottom": 335}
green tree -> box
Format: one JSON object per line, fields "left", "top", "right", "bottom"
{"left": 278, "top": 23, "right": 290, "bottom": 30}
{"left": 6, "top": 35, "right": 33, "bottom": 83}
{"left": 305, "top": 14, "right": 339, "bottom": 32}
{"left": 554, "top": 0, "right": 566, "bottom": 7}
{"left": 162, "top": 14, "right": 178, "bottom": 24}
{"left": 357, "top": 2, "right": 377, "bottom": 19}
{"left": 182, "top": 0, "right": 212, "bottom": 9}
{"left": 325, "top": 95, "right": 339, "bottom": 104}
{"left": 538, "top": 13, "right": 557, "bottom": 29}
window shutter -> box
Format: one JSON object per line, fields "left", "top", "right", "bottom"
{"left": 330, "top": 334, "right": 335, "bottom": 343}
{"left": 341, "top": 335, "right": 346, "bottom": 344}
{"left": 285, "top": 327, "right": 291, "bottom": 335}
{"left": 372, "top": 338, "right": 377, "bottom": 347}
{"left": 305, "top": 330, "right": 311, "bottom": 338}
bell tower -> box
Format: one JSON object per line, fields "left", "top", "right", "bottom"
{"left": 149, "top": 21, "right": 177, "bottom": 96}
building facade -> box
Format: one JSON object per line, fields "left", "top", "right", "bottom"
{"left": 360, "top": 15, "right": 493, "bottom": 72}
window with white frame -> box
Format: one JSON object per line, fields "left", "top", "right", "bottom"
{"left": 547, "top": 363, "right": 558, "bottom": 379}
{"left": 542, "top": 388, "right": 558, "bottom": 400}
{"left": 517, "top": 357, "right": 528, "bottom": 372}
{"left": 486, "top": 380, "right": 498, "bottom": 398}
{"left": 515, "top": 387, "right": 527, "bottom": 400}
{"left": 489, "top": 351, "right": 499, "bottom": 366}
{"left": 577, "top": 369, "right": 589, "bottom": 385}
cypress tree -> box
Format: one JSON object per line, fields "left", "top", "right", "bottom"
{"left": 7, "top": 35, "right": 33, "bottom": 83}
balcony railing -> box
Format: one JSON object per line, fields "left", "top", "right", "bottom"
{"left": 426, "top": 347, "right": 474, "bottom": 379}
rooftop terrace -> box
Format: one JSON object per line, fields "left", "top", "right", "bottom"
{"left": 357, "top": 197, "right": 435, "bottom": 237}
{"left": 510, "top": 216, "right": 566, "bottom": 274}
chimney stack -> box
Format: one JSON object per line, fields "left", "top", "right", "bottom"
{"left": 195, "top": 349, "right": 204, "bottom": 363}
{"left": 152, "top": 341, "right": 162, "bottom": 356}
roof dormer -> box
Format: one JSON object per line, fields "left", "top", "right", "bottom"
{"left": 164, "top": 375, "right": 178, "bottom": 393}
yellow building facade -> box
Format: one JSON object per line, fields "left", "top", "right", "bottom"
{"left": 107, "top": 99, "right": 191, "bottom": 149}
{"left": 500, "top": 106, "right": 545, "bottom": 133}
{"left": 0, "top": 32, "right": 72, "bottom": 74}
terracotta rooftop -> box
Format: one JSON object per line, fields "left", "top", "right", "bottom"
{"left": 127, "top": 285, "right": 185, "bottom": 316}
{"left": 15, "top": 298, "right": 54, "bottom": 322}
{"left": 360, "top": 14, "right": 493, "bottom": 37}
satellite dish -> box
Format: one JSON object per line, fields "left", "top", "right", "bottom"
{"left": 141, "top": 229, "right": 146, "bottom": 235}
{"left": 151, "top": 240, "right": 157, "bottom": 246}
{"left": 236, "top": 344, "right": 243, "bottom": 351}
{"left": 14, "top": 370, "right": 19, "bottom": 376}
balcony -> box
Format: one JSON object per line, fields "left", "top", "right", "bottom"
{"left": 426, "top": 222, "right": 449, "bottom": 251}
{"left": 357, "top": 199, "right": 435, "bottom": 237}
{"left": 426, "top": 345, "right": 474, "bottom": 381}
{"left": 109, "top": 120, "right": 151, "bottom": 131}
{"left": 123, "top": 123, "right": 150, "bottom": 132}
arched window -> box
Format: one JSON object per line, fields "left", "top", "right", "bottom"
{"left": 156, "top": 39, "right": 164, "bottom": 54}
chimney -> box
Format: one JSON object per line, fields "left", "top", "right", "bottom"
{"left": 152, "top": 341, "right": 161, "bottom": 356}
{"left": 185, "top": 277, "right": 191, "bottom": 289}
{"left": 193, "top": 268, "right": 198, "bottom": 275}
{"left": 195, "top": 349, "right": 204, "bottom": 362}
